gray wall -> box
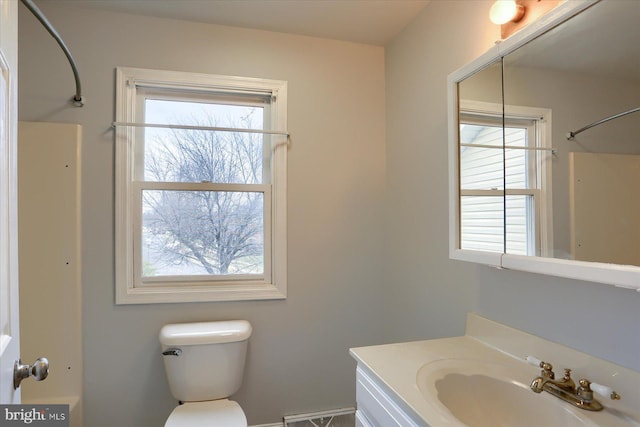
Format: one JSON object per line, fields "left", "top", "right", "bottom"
{"left": 382, "top": 0, "right": 494, "bottom": 343}
{"left": 19, "top": 4, "right": 387, "bottom": 426}
{"left": 385, "top": 0, "right": 640, "bottom": 372}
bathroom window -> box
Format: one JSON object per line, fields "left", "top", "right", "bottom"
{"left": 459, "top": 103, "right": 552, "bottom": 257}
{"left": 115, "top": 67, "right": 288, "bottom": 304}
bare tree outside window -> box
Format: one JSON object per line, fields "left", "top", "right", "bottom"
{"left": 141, "top": 104, "right": 266, "bottom": 277}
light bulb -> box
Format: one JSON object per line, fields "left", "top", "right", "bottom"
{"left": 490, "top": 0, "right": 524, "bottom": 25}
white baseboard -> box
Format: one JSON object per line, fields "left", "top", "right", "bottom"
{"left": 251, "top": 406, "right": 356, "bottom": 427}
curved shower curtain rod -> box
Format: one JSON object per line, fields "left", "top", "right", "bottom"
{"left": 566, "top": 107, "right": 639, "bottom": 140}
{"left": 20, "top": 0, "right": 84, "bottom": 107}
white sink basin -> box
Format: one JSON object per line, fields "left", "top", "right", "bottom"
{"left": 417, "top": 359, "right": 596, "bottom": 427}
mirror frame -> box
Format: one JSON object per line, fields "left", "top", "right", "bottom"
{"left": 447, "top": 0, "right": 640, "bottom": 290}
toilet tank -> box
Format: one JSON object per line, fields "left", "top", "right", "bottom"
{"left": 159, "top": 320, "right": 252, "bottom": 402}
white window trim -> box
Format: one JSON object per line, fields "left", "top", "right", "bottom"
{"left": 459, "top": 99, "right": 553, "bottom": 257}
{"left": 115, "top": 67, "right": 287, "bottom": 304}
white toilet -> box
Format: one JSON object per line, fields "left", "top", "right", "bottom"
{"left": 159, "top": 320, "right": 252, "bottom": 427}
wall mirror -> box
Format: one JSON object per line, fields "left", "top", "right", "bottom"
{"left": 448, "top": 0, "right": 640, "bottom": 290}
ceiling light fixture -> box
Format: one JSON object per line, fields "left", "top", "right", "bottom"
{"left": 490, "top": 0, "right": 526, "bottom": 25}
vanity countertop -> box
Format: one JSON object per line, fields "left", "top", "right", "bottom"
{"left": 350, "top": 313, "right": 640, "bottom": 427}
{"left": 351, "top": 335, "right": 532, "bottom": 426}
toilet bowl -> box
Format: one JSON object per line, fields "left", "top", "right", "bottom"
{"left": 159, "top": 320, "right": 252, "bottom": 427}
{"left": 164, "top": 400, "right": 246, "bottom": 427}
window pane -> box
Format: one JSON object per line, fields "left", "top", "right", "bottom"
{"left": 460, "top": 123, "right": 504, "bottom": 190}
{"left": 460, "top": 123, "right": 502, "bottom": 146}
{"left": 145, "top": 99, "right": 264, "bottom": 128}
{"left": 142, "top": 190, "right": 264, "bottom": 277}
{"left": 505, "top": 127, "right": 528, "bottom": 188}
{"left": 143, "top": 99, "right": 266, "bottom": 184}
{"left": 506, "top": 195, "right": 534, "bottom": 255}
{"left": 460, "top": 146, "right": 504, "bottom": 190}
{"left": 460, "top": 196, "right": 504, "bottom": 253}
{"left": 143, "top": 129, "right": 265, "bottom": 184}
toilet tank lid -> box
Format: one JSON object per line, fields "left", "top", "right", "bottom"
{"left": 160, "top": 320, "right": 252, "bottom": 346}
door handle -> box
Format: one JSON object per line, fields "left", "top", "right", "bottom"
{"left": 13, "top": 357, "right": 49, "bottom": 389}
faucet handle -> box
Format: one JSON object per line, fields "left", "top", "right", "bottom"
{"left": 526, "top": 356, "right": 555, "bottom": 379}
{"left": 577, "top": 379, "right": 621, "bottom": 402}
{"left": 526, "top": 355, "right": 543, "bottom": 367}
{"left": 589, "top": 381, "right": 621, "bottom": 400}
{"left": 541, "top": 362, "right": 555, "bottom": 378}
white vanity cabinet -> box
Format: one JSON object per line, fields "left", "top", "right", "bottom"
{"left": 355, "top": 366, "right": 424, "bottom": 427}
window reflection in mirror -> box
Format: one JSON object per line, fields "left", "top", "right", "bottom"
{"left": 502, "top": 0, "right": 640, "bottom": 266}
{"left": 457, "top": 60, "right": 504, "bottom": 254}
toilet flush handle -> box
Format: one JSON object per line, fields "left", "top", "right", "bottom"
{"left": 162, "top": 348, "right": 182, "bottom": 357}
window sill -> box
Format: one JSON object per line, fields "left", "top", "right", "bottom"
{"left": 115, "top": 283, "right": 286, "bottom": 304}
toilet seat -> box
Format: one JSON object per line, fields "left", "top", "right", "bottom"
{"left": 164, "top": 399, "right": 247, "bottom": 427}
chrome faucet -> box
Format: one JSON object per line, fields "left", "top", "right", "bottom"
{"left": 528, "top": 358, "right": 621, "bottom": 411}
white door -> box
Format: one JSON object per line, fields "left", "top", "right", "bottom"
{"left": 0, "top": 0, "right": 20, "bottom": 404}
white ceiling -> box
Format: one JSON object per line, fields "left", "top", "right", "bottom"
{"left": 40, "top": 0, "right": 431, "bottom": 46}
{"left": 506, "top": 0, "right": 640, "bottom": 82}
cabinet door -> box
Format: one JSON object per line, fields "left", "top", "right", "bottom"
{"left": 355, "top": 410, "right": 374, "bottom": 427}
{"left": 356, "top": 367, "right": 423, "bottom": 427}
